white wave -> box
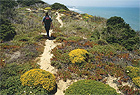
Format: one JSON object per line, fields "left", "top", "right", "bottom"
{"left": 68, "top": 7, "right": 83, "bottom": 13}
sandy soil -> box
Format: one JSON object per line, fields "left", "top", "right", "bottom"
{"left": 56, "top": 12, "right": 63, "bottom": 28}
{"left": 106, "top": 75, "right": 122, "bottom": 94}
{"left": 39, "top": 30, "right": 60, "bottom": 74}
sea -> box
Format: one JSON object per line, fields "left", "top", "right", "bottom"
{"left": 68, "top": 6, "right": 140, "bottom": 31}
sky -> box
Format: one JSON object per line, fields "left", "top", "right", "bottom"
{"left": 42, "top": 0, "right": 139, "bottom": 7}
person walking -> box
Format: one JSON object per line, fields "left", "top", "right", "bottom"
{"left": 42, "top": 12, "right": 53, "bottom": 38}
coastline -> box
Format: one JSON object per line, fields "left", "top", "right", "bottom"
{"left": 68, "top": 6, "right": 140, "bottom": 31}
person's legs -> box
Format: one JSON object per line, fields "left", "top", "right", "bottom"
{"left": 45, "top": 26, "right": 50, "bottom": 37}
{"left": 46, "top": 29, "right": 49, "bottom": 37}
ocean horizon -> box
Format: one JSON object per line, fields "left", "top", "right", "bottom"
{"left": 68, "top": 6, "right": 140, "bottom": 31}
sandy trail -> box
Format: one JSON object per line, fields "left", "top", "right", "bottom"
{"left": 55, "top": 12, "right": 76, "bottom": 95}
{"left": 39, "top": 30, "right": 60, "bottom": 74}
{"left": 106, "top": 75, "right": 122, "bottom": 94}
{"left": 56, "top": 12, "right": 63, "bottom": 27}
{"left": 39, "top": 12, "right": 75, "bottom": 95}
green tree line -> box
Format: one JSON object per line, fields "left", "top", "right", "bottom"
{"left": 102, "top": 16, "right": 139, "bottom": 51}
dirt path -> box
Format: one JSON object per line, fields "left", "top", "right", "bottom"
{"left": 54, "top": 12, "right": 77, "bottom": 95}
{"left": 106, "top": 75, "right": 122, "bottom": 94}
{"left": 39, "top": 12, "right": 75, "bottom": 95}
{"left": 39, "top": 12, "right": 64, "bottom": 72}
{"left": 39, "top": 30, "right": 60, "bottom": 74}
{"left": 56, "top": 12, "right": 63, "bottom": 27}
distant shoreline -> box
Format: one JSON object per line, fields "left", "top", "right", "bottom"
{"left": 68, "top": 6, "right": 140, "bottom": 31}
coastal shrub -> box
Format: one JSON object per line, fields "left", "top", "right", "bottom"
{"left": 65, "top": 80, "right": 118, "bottom": 95}
{"left": 0, "top": 0, "right": 17, "bottom": 18}
{"left": 106, "top": 16, "right": 125, "bottom": 26}
{"left": 103, "top": 16, "right": 139, "bottom": 51}
{"left": 69, "top": 49, "right": 89, "bottom": 64}
{"left": 89, "top": 44, "right": 116, "bottom": 56}
{"left": 0, "top": 18, "right": 16, "bottom": 41}
{"left": 51, "top": 3, "right": 69, "bottom": 10}
{"left": 90, "top": 29, "right": 101, "bottom": 40}
{"left": 81, "top": 13, "right": 93, "bottom": 21}
{"left": 132, "top": 77, "right": 140, "bottom": 87}
{"left": 97, "top": 39, "right": 108, "bottom": 45}
{"left": 131, "top": 59, "right": 140, "bottom": 67}
{"left": 44, "top": 7, "right": 51, "bottom": 10}
{"left": 17, "top": 0, "right": 45, "bottom": 6}
{"left": 125, "top": 66, "right": 140, "bottom": 79}
{"left": 20, "top": 69, "right": 56, "bottom": 92}
{"left": 55, "top": 37, "right": 66, "bottom": 42}
{"left": 67, "top": 36, "right": 83, "bottom": 42}
{"left": 0, "top": 62, "right": 47, "bottom": 95}
{"left": 59, "top": 9, "right": 66, "bottom": 12}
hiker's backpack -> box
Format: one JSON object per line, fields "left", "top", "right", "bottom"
{"left": 43, "top": 16, "right": 52, "bottom": 25}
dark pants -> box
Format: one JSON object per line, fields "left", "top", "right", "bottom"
{"left": 45, "top": 25, "right": 50, "bottom": 37}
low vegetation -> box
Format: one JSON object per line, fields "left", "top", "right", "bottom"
{"left": 65, "top": 80, "right": 118, "bottom": 95}
{"left": 0, "top": 0, "right": 140, "bottom": 95}
{"left": 125, "top": 66, "right": 140, "bottom": 87}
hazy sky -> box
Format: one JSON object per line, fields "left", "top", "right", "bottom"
{"left": 42, "top": 0, "right": 139, "bottom": 7}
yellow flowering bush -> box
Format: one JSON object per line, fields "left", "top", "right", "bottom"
{"left": 44, "top": 7, "right": 51, "bottom": 10}
{"left": 69, "top": 49, "right": 89, "bottom": 64}
{"left": 82, "top": 13, "right": 93, "bottom": 20}
{"left": 125, "top": 66, "right": 140, "bottom": 78}
{"left": 132, "top": 77, "right": 140, "bottom": 87}
{"left": 59, "top": 9, "right": 66, "bottom": 12}
{"left": 20, "top": 69, "right": 56, "bottom": 92}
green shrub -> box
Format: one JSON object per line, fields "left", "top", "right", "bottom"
{"left": 0, "top": 63, "right": 47, "bottom": 95}
{"left": 0, "top": 0, "right": 17, "bottom": 12}
{"left": 17, "top": 0, "right": 45, "bottom": 6}
{"left": 81, "top": 13, "right": 93, "bottom": 21}
{"left": 65, "top": 80, "right": 118, "bottom": 95}
{"left": 0, "top": 18, "right": 16, "bottom": 41}
{"left": 132, "top": 77, "right": 140, "bottom": 87}
{"left": 97, "top": 39, "right": 108, "bottom": 45}
{"left": 69, "top": 49, "right": 89, "bottom": 64}
{"left": 103, "top": 16, "right": 140, "bottom": 51}
{"left": 51, "top": 3, "right": 69, "bottom": 10}
{"left": 106, "top": 16, "right": 125, "bottom": 26}
{"left": 125, "top": 66, "right": 140, "bottom": 78}
{"left": 67, "top": 36, "right": 83, "bottom": 41}
{"left": 91, "top": 29, "right": 101, "bottom": 40}
{"left": 131, "top": 59, "right": 140, "bottom": 67}
{"left": 59, "top": 9, "right": 66, "bottom": 12}
{"left": 20, "top": 69, "right": 56, "bottom": 92}
{"left": 55, "top": 37, "right": 67, "bottom": 42}
{"left": 89, "top": 44, "right": 116, "bottom": 55}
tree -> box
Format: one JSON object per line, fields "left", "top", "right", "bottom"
{"left": 107, "top": 16, "right": 125, "bottom": 26}
{"left": 103, "top": 16, "right": 139, "bottom": 51}
{"left": 0, "top": 0, "right": 18, "bottom": 19}
{"left": 0, "top": 0, "right": 17, "bottom": 12}
{"left": 17, "top": 0, "right": 45, "bottom": 6}
{"left": 51, "top": 3, "right": 69, "bottom": 10}
{"left": 0, "top": 18, "right": 16, "bottom": 41}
